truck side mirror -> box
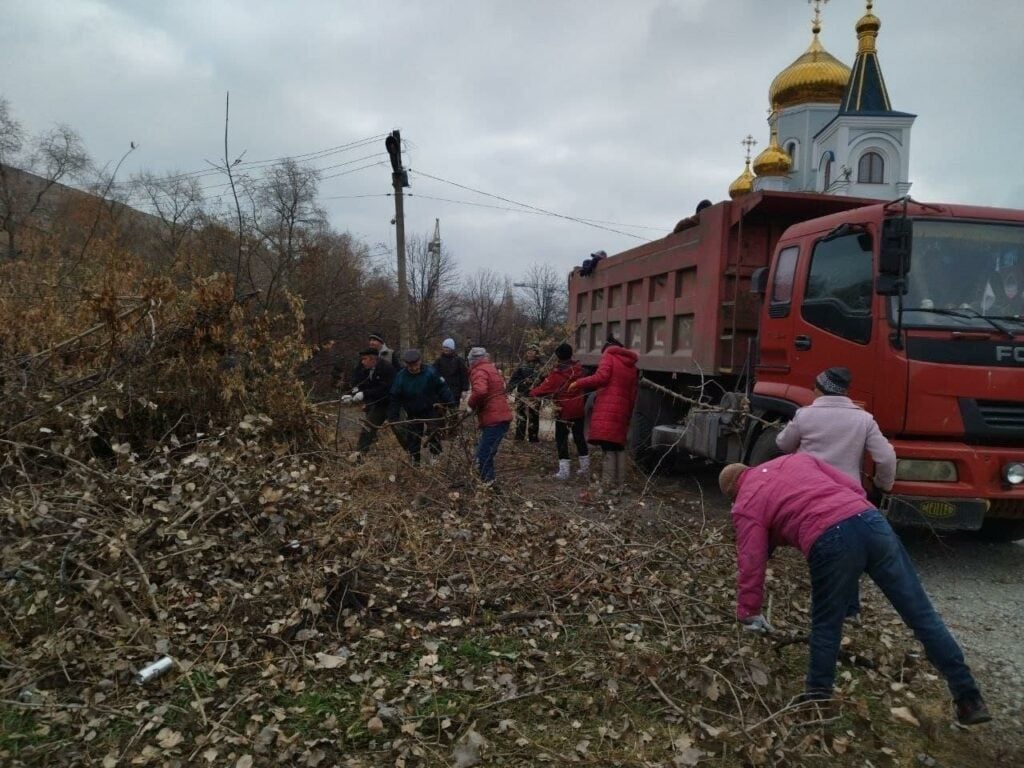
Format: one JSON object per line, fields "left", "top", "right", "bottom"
{"left": 880, "top": 217, "right": 912, "bottom": 275}
{"left": 750, "top": 267, "right": 768, "bottom": 295}
{"left": 875, "top": 274, "right": 907, "bottom": 296}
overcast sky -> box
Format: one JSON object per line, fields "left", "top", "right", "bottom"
{"left": 2, "top": 0, "right": 1023, "bottom": 279}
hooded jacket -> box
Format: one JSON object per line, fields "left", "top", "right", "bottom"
{"left": 574, "top": 346, "right": 639, "bottom": 445}
{"left": 731, "top": 454, "right": 870, "bottom": 619}
{"left": 468, "top": 359, "right": 514, "bottom": 428}
{"left": 529, "top": 359, "right": 585, "bottom": 421}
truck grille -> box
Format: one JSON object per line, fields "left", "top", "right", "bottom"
{"left": 958, "top": 399, "right": 1024, "bottom": 444}
{"left": 976, "top": 401, "right": 1024, "bottom": 430}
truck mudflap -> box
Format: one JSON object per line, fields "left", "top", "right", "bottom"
{"left": 882, "top": 495, "right": 989, "bottom": 531}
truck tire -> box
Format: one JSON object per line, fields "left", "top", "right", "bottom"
{"left": 975, "top": 518, "right": 1024, "bottom": 543}
{"left": 629, "top": 387, "right": 677, "bottom": 471}
{"left": 747, "top": 425, "right": 784, "bottom": 466}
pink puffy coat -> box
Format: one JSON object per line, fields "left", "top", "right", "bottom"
{"left": 574, "top": 346, "right": 639, "bottom": 446}
{"left": 731, "top": 454, "right": 871, "bottom": 619}
{"left": 468, "top": 360, "right": 513, "bottom": 428}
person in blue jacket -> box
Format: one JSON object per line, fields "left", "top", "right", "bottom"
{"left": 387, "top": 348, "right": 454, "bottom": 465}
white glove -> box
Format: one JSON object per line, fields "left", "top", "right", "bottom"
{"left": 353, "top": 391, "right": 364, "bottom": 403}
{"left": 341, "top": 395, "right": 353, "bottom": 405}
{"left": 741, "top": 615, "right": 775, "bottom": 634}
{"left": 351, "top": 387, "right": 360, "bottom": 395}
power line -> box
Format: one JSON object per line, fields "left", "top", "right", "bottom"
{"left": 408, "top": 169, "right": 656, "bottom": 241}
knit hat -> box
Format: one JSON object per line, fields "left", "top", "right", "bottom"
{"left": 468, "top": 347, "right": 488, "bottom": 364}
{"left": 402, "top": 348, "right": 421, "bottom": 363}
{"left": 815, "top": 366, "right": 852, "bottom": 396}
{"left": 718, "top": 463, "right": 748, "bottom": 498}
{"left": 555, "top": 342, "right": 573, "bottom": 361}
{"left": 442, "top": 338, "right": 456, "bottom": 351}
{"left": 369, "top": 333, "right": 386, "bottom": 344}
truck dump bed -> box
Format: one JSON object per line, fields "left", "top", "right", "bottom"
{"left": 568, "top": 192, "right": 873, "bottom": 375}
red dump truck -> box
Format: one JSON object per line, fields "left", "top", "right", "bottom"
{"left": 568, "top": 191, "right": 1024, "bottom": 540}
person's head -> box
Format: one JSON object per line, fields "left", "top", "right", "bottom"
{"left": 402, "top": 348, "right": 422, "bottom": 373}
{"left": 814, "top": 366, "right": 852, "bottom": 397}
{"left": 368, "top": 333, "right": 386, "bottom": 351}
{"left": 602, "top": 334, "right": 624, "bottom": 352}
{"left": 525, "top": 345, "right": 539, "bottom": 362}
{"left": 359, "top": 348, "right": 379, "bottom": 369}
{"left": 468, "top": 347, "right": 488, "bottom": 366}
{"left": 441, "top": 338, "right": 456, "bottom": 355}
{"left": 555, "top": 342, "right": 573, "bottom": 362}
{"left": 695, "top": 199, "right": 713, "bottom": 215}
{"left": 719, "top": 463, "right": 748, "bottom": 501}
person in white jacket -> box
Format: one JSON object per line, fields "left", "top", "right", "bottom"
{"left": 776, "top": 366, "right": 897, "bottom": 492}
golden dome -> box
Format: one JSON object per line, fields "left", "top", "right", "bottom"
{"left": 729, "top": 160, "right": 755, "bottom": 199}
{"left": 855, "top": 0, "right": 880, "bottom": 53}
{"left": 752, "top": 127, "right": 791, "bottom": 177}
{"left": 768, "top": 22, "right": 850, "bottom": 111}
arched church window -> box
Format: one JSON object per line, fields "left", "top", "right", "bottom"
{"left": 858, "top": 152, "right": 884, "bottom": 184}
{"left": 785, "top": 142, "right": 797, "bottom": 168}
{"left": 821, "top": 153, "right": 833, "bottom": 191}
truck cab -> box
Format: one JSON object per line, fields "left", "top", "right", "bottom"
{"left": 754, "top": 201, "right": 1024, "bottom": 538}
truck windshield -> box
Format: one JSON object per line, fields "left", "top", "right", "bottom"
{"left": 897, "top": 219, "right": 1024, "bottom": 330}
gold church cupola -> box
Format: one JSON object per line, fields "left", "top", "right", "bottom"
{"left": 768, "top": 0, "right": 851, "bottom": 112}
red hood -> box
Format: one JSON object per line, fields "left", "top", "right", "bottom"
{"left": 605, "top": 346, "right": 639, "bottom": 367}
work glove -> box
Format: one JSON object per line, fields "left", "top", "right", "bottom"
{"left": 352, "top": 391, "right": 364, "bottom": 403}
{"left": 351, "top": 387, "right": 360, "bottom": 395}
{"left": 341, "top": 395, "right": 353, "bottom": 405}
{"left": 740, "top": 615, "right": 775, "bottom": 634}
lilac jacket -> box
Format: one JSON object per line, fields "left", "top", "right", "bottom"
{"left": 776, "top": 396, "right": 897, "bottom": 490}
{"left": 732, "top": 454, "right": 871, "bottom": 619}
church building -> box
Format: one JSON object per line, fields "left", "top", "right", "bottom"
{"left": 730, "top": 1, "right": 914, "bottom": 201}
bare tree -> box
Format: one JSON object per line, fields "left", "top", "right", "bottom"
{"left": 459, "top": 268, "right": 510, "bottom": 349}
{"left": 132, "top": 171, "right": 205, "bottom": 263}
{"left": 517, "top": 262, "right": 567, "bottom": 331}
{"left": 0, "top": 98, "right": 90, "bottom": 259}
{"left": 406, "top": 233, "right": 460, "bottom": 350}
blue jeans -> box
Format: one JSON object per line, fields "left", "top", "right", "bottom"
{"left": 476, "top": 422, "right": 509, "bottom": 482}
{"left": 806, "top": 509, "right": 978, "bottom": 700}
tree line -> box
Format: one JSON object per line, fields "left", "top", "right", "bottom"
{"left": 0, "top": 98, "right": 569, "bottom": 395}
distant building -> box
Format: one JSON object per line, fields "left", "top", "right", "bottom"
{"left": 730, "top": 0, "right": 914, "bottom": 201}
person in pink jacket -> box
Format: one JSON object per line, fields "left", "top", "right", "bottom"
{"left": 569, "top": 336, "right": 639, "bottom": 487}
{"left": 719, "top": 454, "right": 990, "bottom": 726}
{"left": 467, "top": 347, "right": 513, "bottom": 484}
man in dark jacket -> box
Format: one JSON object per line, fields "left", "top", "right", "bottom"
{"left": 388, "top": 349, "right": 455, "bottom": 465}
{"left": 346, "top": 348, "right": 395, "bottom": 457}
{"left": 507, "top": 346, "right": 542, "bottom": 442}
{"left": 433, "top": 338, "right": 469, "bottom": 400}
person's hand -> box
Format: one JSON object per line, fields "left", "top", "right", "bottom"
{"left": 352, "top": 391, "right": 364, "bottom": 404}
{"left": 567, "top": 381, "right": 578, "bottom": 391}
{"left": 351, "top": 387, "right": 360, "bottom": 395}
{"left": 341, "top": 395, "right": 353, "bottom": 405}
{"left": 740, "top": 615, "right": 775, "bottom": 634}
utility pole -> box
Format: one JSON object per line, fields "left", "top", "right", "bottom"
{"left": 385, "top": 131, "right": 411, "bottom": 352}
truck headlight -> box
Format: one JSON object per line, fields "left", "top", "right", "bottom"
{"left": 895, "top": 459, "right": 958, "bottom": 483}
{"left": 1004, "top": 463, "right": 1024, "bottom": 485}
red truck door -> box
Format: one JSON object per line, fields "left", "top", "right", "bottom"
{"left": 786, "top": 229, "right": 879, "bottom": 408}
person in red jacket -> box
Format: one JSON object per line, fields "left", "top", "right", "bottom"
{"left": 530, "top": 342, "right": 589, "bottom": 480}
{"left": 569, "top": 336, "right": 639, "bottom": 487}
{"left": 467, "top": 346, "right": 513, "bottom": 484}
{"left": 720, "top": 454, "right": 991, "bottom": 726}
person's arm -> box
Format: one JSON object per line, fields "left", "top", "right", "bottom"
{"left": 457, "top": 360, "right": 470, "bottom": 394}
{"left": 775, "top": 414, "right": 802, "bottom": 454}
{"left": 467, "top": 367, "right": 484, "bottom": 410}
{"left": 529, "top": 370, "right": 561, "bottom": 399}
{"left": 574, "top": 354, "right": 612, "bottom": 391}
{"left": 734, "top": 511, "right": 770, "bottom": 620}
{"left": 435, "top": 372, "right": 455, "bottom": 406}
{"left": 387, "top": 373, "right": 403, "bottom": 421}
{"left": 865, "top": 420, "right": 897, "bottom": 491}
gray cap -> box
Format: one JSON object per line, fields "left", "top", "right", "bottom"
{"left": 402, "top": 348, "right": 421, "bottom": 363}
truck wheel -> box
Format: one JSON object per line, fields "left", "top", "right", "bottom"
{"left": 747, "top": 425, "right": 784, "bottom": 466}
{"left": 975, "top": 519, "right": 1024, "bottom": 543}
{"left": 629, "top": 387, "right": 675, "bottom": 471}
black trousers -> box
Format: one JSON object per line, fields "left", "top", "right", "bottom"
{"left": 555, "top": 418, "right": 588, "bottom": 460}
{"left": 398, "top": 418, "right": 443, "bottom": 464}
{"left": 356, "top": 404, "right": 388, "bottom": 453}
{"left": 515, "top": 399, "right": 540, "bottom": 442}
